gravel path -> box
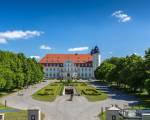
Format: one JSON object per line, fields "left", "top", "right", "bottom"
{"left": 0, "top": 80, "right": 138, "bottom": 120}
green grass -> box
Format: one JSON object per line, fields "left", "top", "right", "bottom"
{"left": 0, "top": 92, "right": 15, "bottom": 110}
{"left": 32, "top": 82, "right": 63, "bottom": 102}
{"left": 132, "top": 91, "right": 150, "bottom": 109}
{"left": 75, "top": 82, "right": 108, "bottom": 102}
{"left": 0, "top": 86, "right": 45, "bottom": 120}
{"left": 0, "top": 104, "right": 12, "bottom": 110}
{"left": 0, "top": 103, "right": 45, "bottom": 120}
{"left": 0, "top": 91, "right": 16, "bottom": 99}
{"left": 5, "top": 111, "right": 27, "bottom": 120}
{"left": 110, "top": 84, "right": 150, "bottom": 109}
{"left": 32, "top": 81, "right": 108, "bottom": 102}
{"left": 99, "top": 112, "right": 106, "bottom": 120}
{"left": 5, "top": 110, "right": 45, "bottom": 120}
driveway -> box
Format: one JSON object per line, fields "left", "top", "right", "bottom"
{"left": 0, "top": 80, "right": 138, "bottom": 120}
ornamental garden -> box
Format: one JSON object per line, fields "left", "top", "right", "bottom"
{"left": 32, "top": 81, "right": 108, "bottom": 102}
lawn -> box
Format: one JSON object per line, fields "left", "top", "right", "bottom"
{"left": 0, "top": 103, "right": 45, "bottom": 120}
{"left": 0, "top": 103, "right": 12, "bottom": 110}
{"left": 99, "top": 111, "right": 106, "bottom": 120}
{"left": 74, "top": 82, "right": 108, "bottom": 102}
{"left": 0, "top": 92, "right": 12, "bottom": 98}
{"left": 32, "top": 82, "right": 64, "bottom": 102}
{"left": 5, "top": 110, "right": 45, "bottom": 120}
{"left": 110, "top": 85, "right": 150, "bottom": 109}
{"left": 132, "top": 91, "right": 150, "bottom": 109}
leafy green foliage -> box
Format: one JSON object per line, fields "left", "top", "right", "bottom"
{"left": 94, "top": 50, "right": 149, "bottom": 94}
{"left": 145, "top": 79, "right": 150, "bottom": 95}
{"left": 0, "top": 50, "right": 44, "bottom": 91}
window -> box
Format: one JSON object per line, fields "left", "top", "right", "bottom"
{"left": 82, "top": 73, "right": 84, "bottom": 77}
{"left": 89, "top": 73, "right": 91, "bottom": 77}
{"left": 31, "top": 115, "right": 35, "bottom": 120}
{"left": 112, "top": 115, "right": 116, "bottom": 120}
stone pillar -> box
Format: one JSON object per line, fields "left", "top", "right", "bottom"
{"left": 142, "top": 113, "right": 150, "bottom": 120}
{"left": 0, "top": 114, "right": 4, "bottom": 120}
{"left": 28, "top": 109, "right": 41, "bottom": 120}
{"left": 106, "top": 106, "right": 120, "bottom": 120}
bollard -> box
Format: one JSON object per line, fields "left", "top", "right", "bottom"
{"left": 101, "top": 107, "right": 104, "bottom": 114}
{"left": 4, "top": 100, "right": 7, "bottom": 108}
{"left": 0, "top": 113, "right": 4, "bottom": 120}
{"left": 28, "top": 109, "right": 41, "bottom": 120}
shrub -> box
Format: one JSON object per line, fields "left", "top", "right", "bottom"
{"left": 81, "top": 89, "right": 101, "bottom": 96}
{"left": 45, "top": 88, "right": 53, "bottom": 91}
{"left": 81, "top": 83, "right": 87, "bottom": 86}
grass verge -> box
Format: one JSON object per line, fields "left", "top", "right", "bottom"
{"left": 0, "top": 103, "right": 45, "bottom": 120}
{"left": 133, "top": 91, "right": 150, "bottom": 109}
{"left": 32, "top": 82, "right": 63, "bottom": 102}
{"left": 5, "top": 110, "right": 45, "bottom": 120}
{"left": 99, "top": 112, "right": 106, "bottom": 120}
{"left": 110, "top": 84, "right": 150, "bottom": 109}
{"left": 75, "top": 82, "right": 108, "bottom": 102}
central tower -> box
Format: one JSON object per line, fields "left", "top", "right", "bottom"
{"left": 91, "top": 46, "right": 101, "bottom": 72}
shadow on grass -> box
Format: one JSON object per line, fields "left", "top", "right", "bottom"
{"left": 133, "top": 94, "right": 150, "bottom": 109}
{"left": 89, "top": 81, "right": 139, "bottom": 104}
{"left": 90, "top": 81, "right": 150, "bottom": 109}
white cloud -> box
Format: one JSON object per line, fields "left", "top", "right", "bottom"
{"left": 40, "top": 45, "right": 52, "bottom": 50}
{"left": 68, "top": 47, "right": 89, "bottom": 52}
{"left": 112, "top": 10, "right": 131, "bottom": 23}
{"left": 0, "top": 30, "right": 42, "bottom": 44}
{"left": 133, "top": 52, "right": 140, "bottom": 55}
{"left": 129, "top": 52, "right": 140, "bottom": 56}
{"left": 0, "top": 38, "right": 7, "bottom": 44}
{"left": 30, "top": 56, "right": 40, "bottom": 59}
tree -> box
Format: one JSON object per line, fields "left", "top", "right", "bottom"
{"left": 144, "top": 48, "right": 150, "bottom": 78}
{"left": 0, "top": 50, "right": 44, "bottom": 91}
{"left": 0, "top": 77, "right": 6, "bottom": 90}
{"left": 5, "top": 80, "right": 13, "bottom": 91}
{"left": 145, "top": 79, "right": 150, "bottom": 95}
{"left": 94, "top": 61, "right": 115, "bottom": 83}
{"left": 124, "top": 54, "right": 145, "bottom": 92}
{"left": 105, "top": 57, "right": 125, "bottom": 87}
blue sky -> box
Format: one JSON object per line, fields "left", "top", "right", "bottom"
{"left": 0, "top": 0, "right": 149, "bottom": 60}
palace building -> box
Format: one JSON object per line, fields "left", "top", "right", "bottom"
{"left": 39, "top": 46, "right": 101, "bottom": 79}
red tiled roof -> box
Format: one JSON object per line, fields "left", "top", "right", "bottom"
{"left": 39, "top": 54, "right": 93, "bottom": 64}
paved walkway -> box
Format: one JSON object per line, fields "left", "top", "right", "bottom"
{"left": 0, "top": 81, "right": 138, "bottom": 120}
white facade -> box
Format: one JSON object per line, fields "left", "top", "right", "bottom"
{"left": 44, "top": 61, "right": 94, "bottom": 79}
{"left": 40, "top": 46, "right": 101, "bottom": 80}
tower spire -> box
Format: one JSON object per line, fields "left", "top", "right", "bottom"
{"left": 91, "top": 46, "right": 100, "bottom": 55}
